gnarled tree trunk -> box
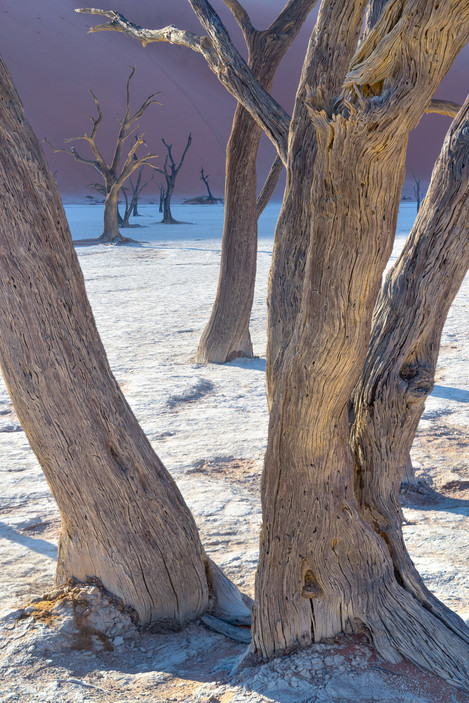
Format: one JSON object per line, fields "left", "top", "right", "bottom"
{"left": 74, "top": 0, "right": 469, "bottom": 688}
{"left": 351, "top": 95, "right": 469, "bottom": 645}
{"left": 253, "top": 1, "right": 469, "bottom": 689}
{"left": 0, "top": 54, "right": 238, "bottom": 629}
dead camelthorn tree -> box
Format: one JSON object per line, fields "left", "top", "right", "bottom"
{"left": 156, "top": 134, "right": 192, "bottom": 224}
{"left": 413, "top": 174, "right": 422, "bottom": 212}
{"left": 46, "top": 66, "right": 159, "bottom": 243}
{"left": 200, "top": 167, "right": 217, "bottom": 203}
{"left": 78, "top": 1, "right": 469, "bottom": 688}
{"left": 0, "top": 54, "right": 252, "bottom": 635}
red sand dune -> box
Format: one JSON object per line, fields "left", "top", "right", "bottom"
{"left": 1, "top": 0, "right": 467, "bottom": 201}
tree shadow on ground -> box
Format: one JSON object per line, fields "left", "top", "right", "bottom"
{"left": 432, "top": 385, "right": 469, "bottom": 403}
{"left": 0, "top": 520, "right": 57, "bottom": 558}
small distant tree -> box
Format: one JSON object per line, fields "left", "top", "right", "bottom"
{"left": 200, "top": 167, "right": 216, "bottom": 202}
{"left": 121, "top": 168, "right": 155, "bottom": 226}
{"left": 413, "top": 174, "right": 422, "bottom": 212}
{"left": 156, "top": 134, "right": 192, "bottom": 224}
{"left": 46, "top": 67, "right": 159, "bottom": 243}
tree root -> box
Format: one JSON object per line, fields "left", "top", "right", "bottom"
{"left": 366, "top": 582, "right": 469, "bottom": 691}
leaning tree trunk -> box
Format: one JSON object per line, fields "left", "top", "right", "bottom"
{"left": 195, "top": 3, "right": 319, "bottom": 363}
{"left": 0, "top": 55, "right": 212, "bottom": 628}
{"left": 253, "top": 1, "right": 469, "bottom": 689}
{"left": 351, "top": 96, "right": 469, "bottom": 646}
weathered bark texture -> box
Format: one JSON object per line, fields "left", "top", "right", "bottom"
{"left": 80, "top": 0, "right": 469, "bottom": 688}
{"left": 253, "top": 0, "right": 469, "bottom": 689}
{"left": 0, "top": 55, "right": 246, "bottom": 629}
{"left": 195, "top": 1, "right": 318, "bottom": 363}
{"left": 351, "top": 95, "right": 469, "bottom": 647}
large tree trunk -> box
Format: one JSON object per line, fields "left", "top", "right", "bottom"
{"left": 351, "top": 96, "right": 469, "bottom": 644}
{"left": 253, "top": 1, "right": 469, "bottom": 689}
{"left": 195, "top": 4, "right": 318, "bottom": 363}
{"left": 0, "top": 55, "right": 210, "bottom": 627}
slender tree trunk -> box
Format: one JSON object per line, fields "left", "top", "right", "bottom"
{"left": 351, "top": 96, "right": 469, "bottom": 646}
{"left": 196, "top": 103, "right": 260, "bottom": 362}
{"left": 196, "top": 6, "right": 318, "bottom": 363}
{"left": 0, "top": 55, "right": 210, "bottom": 627}
{"left": 162, "top": 183, "right": 178, "bottom": 224}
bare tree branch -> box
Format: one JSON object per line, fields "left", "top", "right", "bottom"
{"left": 256, "top": 155, "right": 283, "bottom": 217}
{"left": 76, "top": 6, "right": 290, "bottom": 162}
{"left": 265, "top": 0, "right": 318, "bottom": 38}
{"left": 44, "top": 138, "right": 104, "bottom": 173}
{"left": 222, "top": 0, "right": 255, "bottom": 41}
{"left": 426, "top": 98, "right": 461, "bottom": 118}
{"left": 110, "top": 67, "right": 160, "bottom": 174}
{"left": 76, "top": 9, "right": 206, "bottom": 52}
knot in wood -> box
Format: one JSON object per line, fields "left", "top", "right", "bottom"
{"left": 301, "top": 570, "right": 323, "bottom": 599}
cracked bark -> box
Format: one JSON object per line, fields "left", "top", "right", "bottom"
{"left": 351, "top": 94, "right": 469, "bottom": 648}
{"left": 0, "top": 55, "right": 250, "bottom": 630}
{"left": 253, "top": 0, "right": 469, "bottom": 689}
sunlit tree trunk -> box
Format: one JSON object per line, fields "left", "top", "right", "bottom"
{"left": 252, "top": 1, "right": 469, "bottom": 689}
{"left": 351, "top": 95, "right": 469, "bottom": 645}
{"left": 0, "top": 55, "right": 251, "bottom": 630}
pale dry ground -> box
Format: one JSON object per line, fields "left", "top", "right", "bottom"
{"left": 0, "top": 203, "right": 467, "bottom": 703}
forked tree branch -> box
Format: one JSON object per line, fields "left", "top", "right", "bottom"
{"left": 345, "top": 0, "right": 469, "bottom": 113}
{"left": 111, "top": 67, "right": 160, "bottom": 174}
{"left": 153, "top": 134, "right": 192, "bottom": 188}
{"left": 76, "top": 7, "right": 290, "bottom": 163}
{"left": 44, "top": 139, "right": 106, "bottom": 175}
{"left": 45, "top": 66, "right": 159, "bottom": 195}
{"left": 76, "top": 9, "right": 206, "bottom": 51}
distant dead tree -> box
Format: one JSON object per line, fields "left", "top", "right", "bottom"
{"left": 200, "top": 167, "right": 215, "bottom": 202}
{"left": 155, "top": 134, "right": 192, "bottom": 224}
{"left": 45, "top": 67, "right": 159, "bottom": 243}
{"left": 413, "top": 174, "right": 422, "bottom": 212}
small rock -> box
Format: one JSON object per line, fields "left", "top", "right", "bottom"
{"left": 113, "top": 635, "right": 125, "bottom": 647}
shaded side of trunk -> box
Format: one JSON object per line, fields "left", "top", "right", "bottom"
{"left": 350, "top": 96, "right": 469, "bottom": 644}
{"left": 0, "top": 55, "right": 208, "bottom": 627}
